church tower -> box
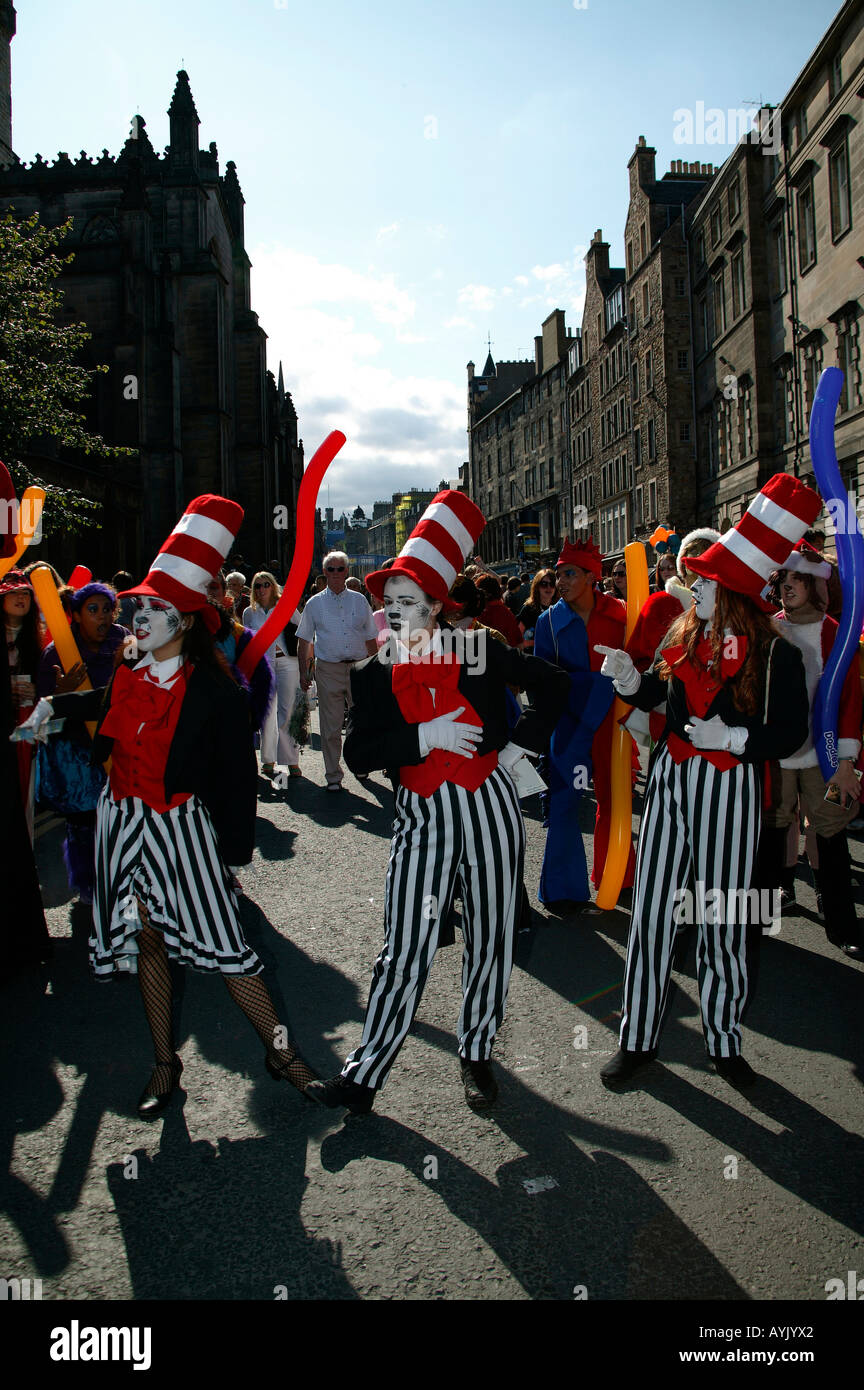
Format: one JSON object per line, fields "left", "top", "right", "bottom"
{"left": 0, "top": 2, "right": 16, "bottom": 167}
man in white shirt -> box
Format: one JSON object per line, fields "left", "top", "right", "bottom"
{"left": 297, "top": 551, "right": 378, "bottom": 790}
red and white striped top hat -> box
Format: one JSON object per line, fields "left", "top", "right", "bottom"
{"left": 365, "top": 490, "right": 486, "bottom": 603}
{"left": 118, "top": 494, "right": 243, "bottom": 634}
{"left": 686, "top": 473, "right": 822, "bottom": 610}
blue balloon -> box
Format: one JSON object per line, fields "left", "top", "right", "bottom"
{"left": 809, "top": 366, "right": 864, "bottom": 782}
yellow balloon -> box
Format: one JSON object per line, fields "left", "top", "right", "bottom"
{"left": 596, "top": 542, "right": 650, "bottom": 911}
{"left": 0, "top": 487, "right": 46, "bottom": 580}
{"left": 30, "top": 564, "right": 98, "bottom": 741}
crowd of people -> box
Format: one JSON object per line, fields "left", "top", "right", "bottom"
{"left": 3, "top": 473, "right": 862, "bottom": 1120}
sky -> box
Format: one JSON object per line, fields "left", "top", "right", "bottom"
{"left": 11, "top": 0, "right": 842, "bottom": 517}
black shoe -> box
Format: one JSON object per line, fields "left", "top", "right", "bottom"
{"left": 779, "top": 887, "right": 797, "bottom": 912}
{"left": 460, "top": 1059, "right": 498, "bottom": 1107}
{"left": 304, "top": 1076, "right": 375, "bottom": 1114}
{"left": 265, "top": 1046, "right": 321, "bottom": 1101}
{"left": 842, "top": 943, "right": 864, "bottom": 960}
{"left": 600, "top": 1048, "right": 657, "bottom": 1091}
{"left": 137, "top": 1055, "right": 183, "bottom": 1119}
{"left": 711, "top": 1054, "right": 758, "bottom": 1089}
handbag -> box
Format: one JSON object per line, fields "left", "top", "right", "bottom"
{"left": 36, "top": 736, "right": 106, "bottom": 815}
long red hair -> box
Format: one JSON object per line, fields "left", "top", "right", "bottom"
{"left": 657, "top": 585, "right": 779, "bottom": 716}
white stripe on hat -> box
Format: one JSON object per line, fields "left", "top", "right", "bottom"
{"left": 722, "top": 527, "right": 779, "bottom": 580}
{"left": 150, "top": 550, "right": 214, "bottom": 595}
{"left": 748, "top": 492, "right": 807, "bottom": 542}
{"left": 401, "top": 536, "right": 458, "bottom": 590}
{"left": 421, "top": 501, "right": 474, "bottom": 559}
{"left": 171, "top": 509, "right": 236, "bottom": 557}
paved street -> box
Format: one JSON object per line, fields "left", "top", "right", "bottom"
{"left": 2, "top": 719, "right": 864, "bottom": 1304}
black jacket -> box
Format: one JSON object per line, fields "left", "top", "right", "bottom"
{"left": 629, "top": 634, "right": 809, "bottom": 764}
{"left": 344, "top": 625, "right": 570, "bottom": 783}
{"left": 52, "top": 660, "right": 258, "bottom": 865}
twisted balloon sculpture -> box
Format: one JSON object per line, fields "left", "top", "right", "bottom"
{"left": 237, "top": 431, "right": 346, "bottom": 680}
{"left": 809, "top": 366, "right": 864, "bottom": 781}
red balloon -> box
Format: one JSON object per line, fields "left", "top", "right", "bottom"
{"left": 237, "top": 431, "right": 346, "bottom": 680}
{"left": 67, "top": 565, "right": 92, "bottom": 589}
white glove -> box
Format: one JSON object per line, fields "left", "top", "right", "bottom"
{"left": 498, "top": 741, "right": 534, "bottom": 772}
{"left": 11, "top": 696, "right": 55, "bottom": 744}
{"left": 685, "top": 714, "right": 748, "bottom": 755}
{"left": 418, "top": 706, "right": 482, "bottom": 758}
{"left": 594, "top": 645, "right": 641, "bottom": 697}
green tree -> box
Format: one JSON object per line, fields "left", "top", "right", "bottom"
{"left": 0, "top": 210, "right": 135, "bottom": 537}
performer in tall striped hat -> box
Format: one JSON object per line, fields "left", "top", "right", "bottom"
{"left": 595, "top": 474, "right": 816, "bottom": 1091}
{"left": 16, "top": 495, "right": 321, "bottom": 1116}
{"left": 308, "top": 490, "right": 570, "bottom": 1114}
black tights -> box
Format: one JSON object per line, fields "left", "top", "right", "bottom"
{"left": 136, "top": 912, "right": 316, "bottom": 1095}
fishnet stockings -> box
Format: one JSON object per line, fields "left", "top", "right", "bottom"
{"left": 223, "top": 974, "right": 318, "bottom": 1093}
{"left": 137, "top": 918, "right": 179, "bottom": 1098}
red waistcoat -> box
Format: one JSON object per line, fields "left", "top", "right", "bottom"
{"left": 392, "top": 658, "right": 498, "bottom": 797}
{"left": 101, "top": 663, "right": 193, "bottom": 812}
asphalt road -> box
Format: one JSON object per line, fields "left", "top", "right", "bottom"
{"left": 2, "top": 721, "right": 863, "bottom": 1304}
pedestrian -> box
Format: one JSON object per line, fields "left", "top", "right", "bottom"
{"left": 209, "top": 572, "right": 276, "bottom": 746}
{"left": 2, "top": 567, "right": 43, "bottom": 839}
{"left": 112, "top": 571, "right": 136, "bottom": 630}
{"left": 534, "top": 537, "right": 636, "bottom": 908}
{"left": 757, "top": 541, "right": 862, "bottom": 958}
{"left": 224, "top": 570, "right": 249, "bottom": 621}
{"left": 36, "top": 583, "right": 128, "bottom": 913}
{"left": 19, "top": 495, "right": 321, "bottom": 1116}
{"left": 652, "top": 553, "right": 677, "bottom": 593}
{"left": 308, "top": 491, "right": 569, "bottom": 1114}
{"left": 503, "top": 575, "right": 523, "bottom": 616}
{"left": 517, "top": 569, "right": 557, "bottom": 653}
{"left": 597, "top": 474, "right": 815, "bottom": 1091}
{"left": 295, "top": 550, "right": 378, "bottom": 791}
{"left": 243, "top": 571, "right": 302, "bottom": 779}
{"left": 610, "top": 561, "right": 627, "bottom": 603}
{"left": 475, "top": 574, "right": 523, "bottom": 647}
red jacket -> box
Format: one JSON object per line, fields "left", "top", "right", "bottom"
{"left": 479, "top": 599, "right": 523, "bottom": 648}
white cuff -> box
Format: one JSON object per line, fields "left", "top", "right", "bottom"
{"left": 837, "top": 739, "right": 861, "bottom": 761}
{"left": 728, "top": 726, "right": 748, "bottom": 756}
{"left": 418, "top": 726, "right": 431, "bottom": 757}
{"left": 614, "top": 670, "right": 641, "bottom": 698}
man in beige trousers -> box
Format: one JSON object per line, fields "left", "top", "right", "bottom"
{"left": 297, "top": 551, "right": 378, "bottom": 791}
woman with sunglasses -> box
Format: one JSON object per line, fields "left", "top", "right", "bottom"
{"left": 517, "top": 570, "right": 558, "bottom": 653}
{"left": 610, "top": 563, "right": 627, "bottom": 602}
{"left": 243, "top": 571, "right": 302, "bottom": 779}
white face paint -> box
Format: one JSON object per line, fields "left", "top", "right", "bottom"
{"left": 383, "top": 576, "right": 437, "bottom": 646}
{"left": 691, "top": 576, "right": 717, "bottom": 622}
{"left": 133, "top": 596, "right": 185, "bottom": 652}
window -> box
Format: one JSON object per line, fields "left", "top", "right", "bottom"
{"left": 799, "top": 102, "right": 808, "bottom": 140}
{"left": 674, "top": 275, "right": 686, "bottom": 297}
{"left": 538, "top": 418, "right": 544, "bottom": 445}
{"left": 640, "top": 221, "right": 647, "bottom": 260}
{"left": 804, "top": 349, "right": 821, "bottom": 416}
{"left": 647, "top": 418, "right": 656, "bottom": 461}
{"left": 837, "top": 321, "right": 856, "bottom": 413}
{"left": 508, "top": 439, "right": 514, "bottom": 468}
{"left": 531, "top": 420, "right": 537, "bottom": 448}
{"left": 830, "top": 50, "right": 843, "bottom": 100}
{"left": 829, "top": 139, "right": 851, "bottom": 240}
{"left": 698, "top": 295, "right": 710, "bottom": 352}
{"left": 550, "top": 457, "right": 555, "bottom": 487}
{"left": 646, "top": 350, "right": 654, "bottom": 391}
{"left": 648, "top": 478, "right": 657, "bottom": 520}
{"left": 631, "top": 360, "right": 640, "bottom": 398}
{"left": 731, "top": 249, "right": 746, "bottom": 319}
{"left": 498, "top": 483, "right": 504, "bottom": 514}
{"left": 634, "top": 427, "right": 642, "bottom": 470}
{"left": 710, "top": 205, "right": 722, "bottom": 247}
{"left": 797, "top": 181, "right": 816, "bottom": 271}
{"left": 496, "top": 446, "right": 502, "bottom": 471}
{"left": 510, "top": 482, "right": 517, "bottom": 508}
{"left": 679, "top": 422, "right": 691, "bottom": 444}
{"left": 539, "top": 461, "right": 545, "bottom": 492}
{"left": 774, "top": 371, "right": 789, "bottom": 446}
{"left": 629, "top": 296, "right": 636, "bottom": 330}
{"left": 677, "top": 349, "right": 689, "bottom": 370}
{"left": 560, "top": 401, "right": 566, "bottom": 432}
{"left": 712, "top": 271, "right": 726, "bottom": 336}
{"left": 771, "top": 218, "right": 787, "bottom": 295}
{"left": 728, "top": 176, "right": 741, "bottom": 222}
{"left": 627, "top": 240, "right": 634, "bottom": 275}
{"left": 696, "top": 230, "right": 705, "bottom": 265}
{"left": 635, "top": 485, "right": 644, "bottom": 527}
{"left": 548, "top": 413, "right": 554, "bottom": 441}
{"left": 642, "top": 282, "right": 650, "bottom": 322}
{"left": 523, "top": 427, "right": 529, "bottom": 451}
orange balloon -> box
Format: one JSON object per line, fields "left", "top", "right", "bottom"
{"left": 595, "top": 542, "right": 649, "bottom": 911}
{"left": 30, "top": 564, "right": 98, "bottom": 741}
{"left": 647, "top": 525, "right": 671, "bottom": 548}
{"left": 0, "top": 487, "right": 46, "bottom": 580}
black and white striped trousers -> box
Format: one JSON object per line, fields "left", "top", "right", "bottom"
{"left": 343, "top": 765, "right": 526, "bottom": 1089}
{"left": 619, "top": 746, "right": 760, "bottom": 1059}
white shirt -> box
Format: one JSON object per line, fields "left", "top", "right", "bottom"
{"left": 242, "top": 605, "right": 301, "bottom": 664}
{"left": 296, "top": 588, "right": 376, "bottom": 662}
{"left": 133, "top": 652, "right": 186, "bottom": 688}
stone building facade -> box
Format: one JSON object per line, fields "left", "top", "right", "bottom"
{"left": 0, "top": 53, "right": 303, "bottom": 579}
{"left": 467, "top": 309, "right": 572, "bottom": 572}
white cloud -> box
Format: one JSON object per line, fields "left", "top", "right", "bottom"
{"left": 376, "top": 222, "right": 400, "bottom": 241}
{"left": 457, "top": 283, "right": 496, "bottom": 312}
{"left": 444, "top": 314, "right": 474, "bottom": 329}
{"left": 250, "top": 243, "right": 465, "bottom": 517}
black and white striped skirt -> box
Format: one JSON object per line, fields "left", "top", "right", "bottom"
{"left": 91, "top": 789, "right": 262, "bottom": 978}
